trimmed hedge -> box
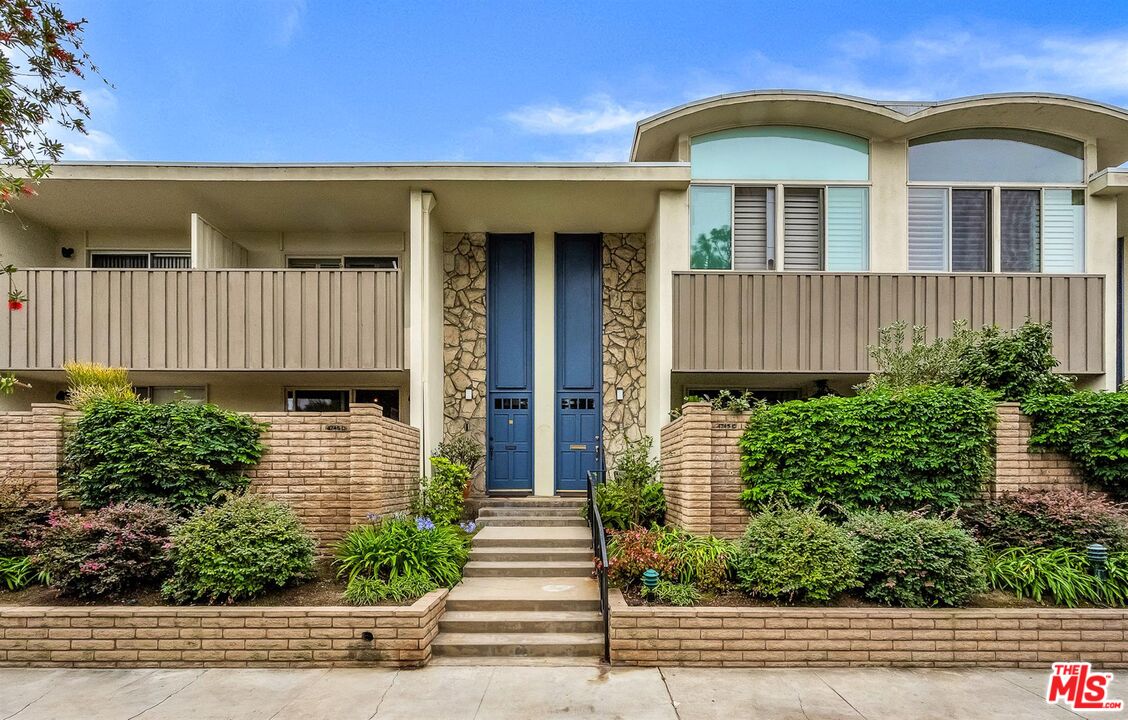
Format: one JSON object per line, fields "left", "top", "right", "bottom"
{"left": 740, "top": 386, "right": 995, "bottom": 515}
{"left": 1022, "top": 391, "right": 1128, "bottom": 498}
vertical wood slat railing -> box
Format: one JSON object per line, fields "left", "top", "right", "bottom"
{"left": 672, "top": 272, "right": 1105, "bottom": 375}
{"left": 0, "top": 269, "right": 403, "bottom": 371}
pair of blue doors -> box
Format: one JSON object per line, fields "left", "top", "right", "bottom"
{"left": 486, "top": 234, "right": 601, "bottom": 493}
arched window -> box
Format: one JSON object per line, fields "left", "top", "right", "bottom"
{"left": 907, "top": 129, "right": 1085, "bottom": 273}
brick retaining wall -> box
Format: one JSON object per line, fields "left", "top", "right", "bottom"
{"left": 610, "top": 592, "right": 1128, "bottom": 668}
{"left": 0, "top": 590, "right": 446, "bottom": 668}
{"left": 0, "top": 403, "right": 71, "bottom": 502}
{"left": 660, "top": 401, "right": 1090, "bottom": 538}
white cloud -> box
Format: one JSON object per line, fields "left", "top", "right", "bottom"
{"left": 60, "top": 128, "right": 129, "bottom": 161}
{"left": 505, "top": 94, "right": 654, "bottom": 135}
{"left": 276, "top": 0, "right": 306, "bottom": 46}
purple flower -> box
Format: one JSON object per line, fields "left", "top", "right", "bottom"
{"left": 415, "top": 517, "right": 435, "bottom": 532}
{"left": 365, "top": 512, "right": 382, "bottom": 523}
{"left": 460, "top": 520, "right": 477, "bottom": 533}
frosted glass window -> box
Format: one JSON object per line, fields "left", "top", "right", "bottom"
{"left": 1001, "top": 190, "right": 1041, "bottom": 272}
{"left": 909, "top": 129, "right": 1083, "bottom": 183}
{"left": 825, "top": 187, "right": 868, "bottom": 271}
{"left": 691, "top": 126, "right": 869, "bottom": 181}
{"left": 1042, "top": 189, "right": 1085, "bottom": 272}
{"left": 690, "top": 185, "right": 732, "bottom": 269}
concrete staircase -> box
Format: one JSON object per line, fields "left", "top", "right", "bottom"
{"left": 433, "top": 498, "right": 604, "bottom": 663}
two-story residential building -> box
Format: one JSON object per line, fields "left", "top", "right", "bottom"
{"left": 2, "top": 91, "right": 1127, "bottom": 497}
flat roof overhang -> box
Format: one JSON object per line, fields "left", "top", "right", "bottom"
{"left": 12, "top": 162, "right": 691, "bottom": 234}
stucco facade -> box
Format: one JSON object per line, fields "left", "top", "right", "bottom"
{"left": 3, "top": 91, "right": 1128, "bottom": 495}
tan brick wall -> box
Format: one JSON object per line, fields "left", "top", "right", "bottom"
{"left": 661, "top": 402, "right": 1091, "bottom": 538}
{"left": 0, "top": 403, "right": 421, "bottom": 553}
{"left": 660, "top": 403, "right": 751, "bottom": 539}
{"left": 610, "top": 592, "right": 1128, "bottom": 668}
{"left": 993, "top": 402, "right": 1086, "bottom": 496}
{"left": 0, "top": 403, "right": 71, "bottom": 502}
{"left": 0, "top": 590, "right": 446, "bottom": 668}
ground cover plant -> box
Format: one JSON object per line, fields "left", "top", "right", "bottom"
{"left": 984, "top": 546, "right": 1128, "bottom": 607}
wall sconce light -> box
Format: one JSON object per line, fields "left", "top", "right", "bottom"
{"left": 464, "top": 387, "right": 473, "bottom": 401}
{"left": 616, "top": 388, "right": 624, "bottom": 401}
{"left": 60, "top": 247, "right": 74, "bottom": 258}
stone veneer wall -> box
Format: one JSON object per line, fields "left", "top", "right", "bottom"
{"left": 442, "top": 231, "right": 487, "bottom": 493}
{"left": 660, "top": 401, "right": 1091, "bottom": 539}
{"left": 0, "top": 403, "right": 420, "bottom": 553}
{"left": 994, "top": 402, "right": 1086, "bottom": 496}
{"left": 602, "top": 233, "right": 646, "bottom": 466}
{"left": 0, "top": 590, "right": 446, "bottom": 668}
{"left": 610, "top": 592, "right": 1128, "bottom": 668}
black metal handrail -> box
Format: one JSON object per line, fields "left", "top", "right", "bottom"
{"left": 586, "top": 469, "right": 610, "bottom": 664}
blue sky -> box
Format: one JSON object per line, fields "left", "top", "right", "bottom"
{"left": 58, "top": 0, "right": 1128, "bottom": 163}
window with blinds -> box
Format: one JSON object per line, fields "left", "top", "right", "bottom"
{"left": 908, "top": 188, "right": 948, "bottom": 271}
{"left": 825, "top": 187, "right": 868, "bottom": 271}
{"left": 733, "top": 187, "right": 772, "bottom": 270}
{"left": 1042, "top": 189, "right": 1085, "bottom": 272}
{"left": 783, "top": 187, "right": 822, "bottom": 270}
{"left": 1001, "top": 190, "right": 1041, "bottom": 272}
{"left": 90, "top": 252, "right": 190, "bottom": 269}
{"left": 951, "top": 190, "right": 990, "bottom": 272}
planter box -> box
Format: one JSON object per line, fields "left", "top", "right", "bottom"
{"left": 0, "top": 590, "right": 446, "bottom": 669}
{"left": 610, "top": 591, "right": 1128, "bottom": 668}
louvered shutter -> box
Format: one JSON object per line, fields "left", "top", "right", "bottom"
{"left": 825, "top": 187, "right": 868, "bottom": 271}
{"left": 90, "top": 253, "right": 149, "bottom": 268}
{"left": 908, "top": 188, "right": 948, "bottom": 271}
{"left": 951, "top": 190, "right": 990, "bottom": 272}
{"left": 151, "top": 254, "right": 191, "bottom": 269}
{"left": 733, "top": 187, "right": 769, "bottom": 270}
{"left": 1042, "top": 189, "right": 1084, "bottom": 272}
{"left": 783, "top": 188, "right": 821, "bottom": 270}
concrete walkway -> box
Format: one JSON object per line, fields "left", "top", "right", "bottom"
{"left": 0, "top": 666, "right": 1118, "bottom": 719}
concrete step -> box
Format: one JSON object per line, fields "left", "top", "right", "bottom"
{"left": 445, "top": 577, "right": 600, "bottom": 612}
{"left": 439, "top": 610, "right": 603, "bottom": 634}
{"left": 477, "top": 516, "right": 587, "bottom": 528}
{"left": 478, "top": 506, "right": 583, "bottom": 518}
{"left": 471, "top": 526, "right": 591, "bottom": 549}
{"left": 432, "top": 632, "right": 603, "bottom": 658}
{"left": 469, "top": 546, "right": 593, "bottom": 563}
{"left": 478, "top": 497, "right": 586, "bottom": 508}
{"left": 463, "top": 560, "right": 592, "bottom": 578}
{"left": 428, "top": 656, "right": 602, "bottom": 667}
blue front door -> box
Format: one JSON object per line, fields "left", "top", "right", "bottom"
{"left": 555, "top": 234, "right": 602, "bottom": 492}
{"left": 487, "top": 234, "right": 534, "bottom": 493}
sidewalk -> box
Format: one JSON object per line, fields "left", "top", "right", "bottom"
{"left": 0, "top": 665, "right": 1117, "bottom": 719}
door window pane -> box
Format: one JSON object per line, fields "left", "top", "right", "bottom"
{"left": 1001, "top": 189, "right": 1041, "bottom": 272}
{"left": 951, "top": 190, "right": 990, "bottom": 272}
{"left": 690, "top": 185, "right": 732, "bottom": 269}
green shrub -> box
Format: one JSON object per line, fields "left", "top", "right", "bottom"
{"left": 0, "top": 556, "right": 33, "bottom": 590}
{"left": 433, "top": 435, "right": 484, "bottom": 477}
{"left": 643, "top": 579, "right": 700, "bottom": 607}
{"left": 343, "top": 573, "right": 438, "bottom": 605}
{"left": 62, "top": 398, "right": 266, "bottom": 513}
{"left": 0, "top": 470, "right": 49, "bottom": 558}
{"left": 984, "top": 547, "right": 1127, "bottom": 607}
{"left": 845, "top": 511, "right": 985, "bottom": 607}
{"left": 591, "top": 435, "right": 665, "bottom": 530}
{"left": 32, "top": 503, "right": 176, "bottom": 598}
{"left": 959, "top": 489, "right": 1128, "bottom": 550}
{"left": 740, "top": 386, "right": 995, "bottom": 515}
{"left": 1023, "top": 391, "right": 1128, "bottom": 497}
{"left": 162, "top": 495, "right": 314, "bottom": 604}
{"left": 334, "top": 514, "right": 469, "bottom": 587}
{"left": 606, "top": 528, "right": 675, "bottom": 587}
{"left": 63, "top": 361, "right": 138, "bottom": 408}
{"left": 733, "top": 507, "right": 859, "bottom": 602}
{"left": 861, "top": 320, "right": 1072, "bottom": 400}
{"left": 410, "top": 457, "right": 469, "bottom": 526}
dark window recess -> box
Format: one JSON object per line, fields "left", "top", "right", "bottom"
{"left": 344, "top": 256, "right": 398, "bottom": 269}
{"left": 354, "top": 389, "right": 400, "bottom": 421}
{"left": 689, "top": 388, "right": 801, "bottom": 404}
{"left": 287, "top": 256, "right": 399, "bottom": 269}
{"left": 287, "top": 389, "right": 348, "bottom": 412}
{"left": 951, "top": 190, "right": 990, "bottom": 272}
{"left": 1001, "top": 189, "right": 1041, "bottom": 272}
{"left": 90, "top": 252, "right": 190, "bottom": 269}
{"left": 493, "top": 398, "right": 528, "bottom": 410}
{"left": 560, "top": 398, "right": 595, "bottom": 410}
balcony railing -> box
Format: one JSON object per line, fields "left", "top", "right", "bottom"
{"left": 672, "top": 272, "right": 1105, "bottom": 375}
{"left": 1, "top": 269, "right": 403, "bottom": 371}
